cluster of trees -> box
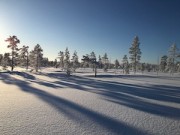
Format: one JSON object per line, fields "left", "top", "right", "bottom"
{"left": 113, "top": 36, "right": 142, "bottom": 74}
{"left": 1, "top": 35, "right": 179, "bottom": 76}
{"left": 56, "top": 48, "right": 79, "bottom": 75}
{"left": 81, "top": 52, "right": 109, "bottom": 77}
{"left": 114, "top": 36, "right": 180, "bottom": 75}
{"left": 0, "top": 35, "right": 45, "bottom": 72}
{"left": 81, "top": 52, "right": 109, "bottom": 70}
{"left": 56, "top": 48, "right": 110, "bottom": 76}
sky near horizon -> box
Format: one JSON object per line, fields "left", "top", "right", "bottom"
{"left": 0, "top": 0, "right": 180, "bottom": 63}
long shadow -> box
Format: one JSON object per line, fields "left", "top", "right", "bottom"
{"left": 53, "top": 79, "right": 180, "bottom": 119}
{"left": 2, "top": 72, "right": 180, "bottom": 119}
{"left": 29, "top": 79, "right": 64, "bottom": 89}
{"left": 86, "top": 73, "right": 180, "bottom": 80}
{"left": 41, "top": 72, "right": 180, "bottom": 119}
{"left": 47, "top": 73, "right": 180, "bottom": 103}
{"left": 1, "top": 74, "right": 151, "bottom": 135}
{"left": 0, "top": 71, "right": 36, "bottom": 80}
{"left": 15, "top": 71, "right": 36, "bottom": 80}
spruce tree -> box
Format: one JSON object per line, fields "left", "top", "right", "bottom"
{"left": 167, "top": 43, "right": 179, "bottom": 74}
{"left": 64, "top": 47, "right": 71, "bottom": 75}
{"left": 90, "top": 51, "right": 96, "bottom": 71}
{"left": 141, "top": 63, "right": 145, "bottom": 74}
{"left": 98, "top": 55, "right": 102, "bottom": 69}
{"left": 29, "top": 44, "right": 43, "bottom": 72}
{"left": 129, "top": 36, "right": 141, "bottom": 73}
{"left": 115, "top": 59, "right": 120, "bottom": 69}
{"left": 2, "top": 53, "right": 10, "bottom": 70}
{"left": 58, "top": 51, "right": 64, "bottom": 70}
{"left": 19, "top": 45, "right": 29, "bottom": 70}
{"left": 102, "top": 53, "right": 108, "bottom": 72}
{"left": 160, "top": 55, "right": 167, "bottom": 72}
{"left": 122, "top": 55, "right": 129, "bottom": 74}
{"left": 71, "top": 51, "right": 79, "bottom": 72}
{"left": 114, "top": 59, "right": 120, "bottom": 74}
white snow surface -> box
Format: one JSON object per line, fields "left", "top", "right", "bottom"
{"left": 0, "top": 68, "right": 180, "bottom": 135}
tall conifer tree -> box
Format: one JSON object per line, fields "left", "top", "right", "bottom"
{"left": 129, "top": 36, "right": 141, "bottom": 73}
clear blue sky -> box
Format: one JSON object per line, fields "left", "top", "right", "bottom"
{"left": 0, "top": 0, "right": 180, "bottom": 63}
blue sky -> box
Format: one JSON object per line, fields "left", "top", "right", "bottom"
{"left": 0, "top": 0, "right": 180, "bottom": 63}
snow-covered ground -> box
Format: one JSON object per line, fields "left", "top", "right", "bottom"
{"left": 0, "top": 68, "right": 180, "bottom": 135}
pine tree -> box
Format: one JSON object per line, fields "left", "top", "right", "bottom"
{"left": 141, "top": 63, "right": 145, "bottom": 73}
{"left": 102, "top": 53, "right": 108, "bottom": 72}
{"left": 29, "top": 50, "right": 35, "bottom": 69}
{"left": 5, "top": 35, "right": 20, "bottom": 71}
{"left": 115, "top": 59, "right": 119, "bottom": 69}
{"left": 98, "top": 55, "right": 102, "bottom": 69}
{"left": 58, "top": 51, "right": 64, "bottom": 70}
{"left": 167, "top": 43, "right": 179, "bottom": 74}
{"left": 129, "top": 36, "right": 141, "bottom": 73}
{"left": 114, "top": 59, "right": 119, "bottom": 74}
{"left": 81, "top": 54, "right": 89, "bottom": 68}
{"left": 2, "top": 53, "right": 10, "bottom": 70}
{"left": 90, "top": 51, "right": 97, "bottom": 76}
{"left": 82, "top": 53, "right": 97, "bottom": 77}
{"left": 64, "top": 47, "right": 71, "bottom": 75}
{"left": 71, "top": 51, "right": 79, "bottom": 72}
{"left": 90, "top": 51, "right": 96, "bottom": 71}
{"left": 160, "top": 55, "right": 167, "bottom": 72}
{"left": 19, "top": 45, "right": 29, "bottom": 70}
{"left": 122, "top": 55, "right": 129, "bottom": 74}
{"left": 29, "top": 44, "right": 43, "bottom": 72}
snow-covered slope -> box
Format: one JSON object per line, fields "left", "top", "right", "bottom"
{"left": 0, "top": 68, "right": 180, "bottom": 135}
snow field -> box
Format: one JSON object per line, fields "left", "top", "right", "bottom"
{"left": 0, "top": 68, "right": 180, "bottom": 135}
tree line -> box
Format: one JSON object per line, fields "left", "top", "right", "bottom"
{"left": 1, "top": 35, "right": 180, "bottom": 76}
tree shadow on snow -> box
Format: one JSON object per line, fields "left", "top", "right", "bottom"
{"left": 1, "top": 74, "right": 151, "bottom": 135}
{"left": 43, "top": 72, "right": 180, "bottom": 119}
{"left": 87, "top": 74, "right": 180, "bottom": 82}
